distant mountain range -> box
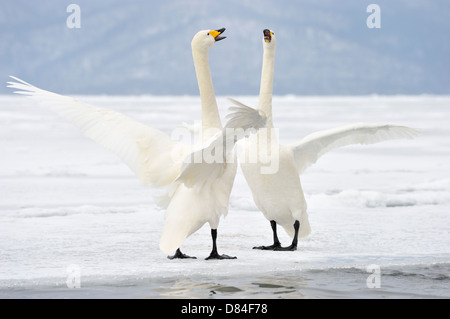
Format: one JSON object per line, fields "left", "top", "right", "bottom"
{"left": 1, "top": 0, "right": 449, "bottom": 95}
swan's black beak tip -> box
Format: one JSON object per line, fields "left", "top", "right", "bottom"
{"left": 214, "top": 27, "right": 226, "bottom": 42}
{"left": 263, "top": 29, "right": 272, "bottom": 43}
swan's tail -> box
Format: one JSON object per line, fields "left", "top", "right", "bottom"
{"left": 160, "top": 221, "right": 191, "bottom": 255}
{"left": 281, "top": 212, "right": 311, "bottom": 239}
{"left": 176, "top": 100, "right": 268, "bottom": 189}
{"left": 298, "top": 212, "right": 311, "bottom": 238}
{"left": 159, "top": 189, "right": 206, "bottom": 254}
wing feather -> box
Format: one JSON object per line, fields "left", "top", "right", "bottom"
{"left": 7, "top": 76, "right": 189, "bottom": 187}
{"left": 288, "top": 123, "right": 420, "bottom": 174}
{"left": 176, "top": 99, "right": 267, "bottom": 188}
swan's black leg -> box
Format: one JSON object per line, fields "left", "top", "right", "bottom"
{"left": 253, "top": 220, "right": 281, "bottom": 250}
{"left": 205, "top": 229, "right": 237, "bottom": 260}
{"left": 167, "top": 248, "right": 196, "bottom": 260}
{"left": 274, "top": 220, "right": 300, "bottom": 251}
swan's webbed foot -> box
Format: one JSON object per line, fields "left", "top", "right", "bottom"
{"left": 253, "top": 221, "right": 283, "bottom": 250}
{"left": 254, "top": 220, "right": 300, "bottom": 252}
{"left": 167, "top": 248, "right": 197, "bottom": 260}
{"left": 253, "top": 242, "right": 281, "bottom": 250}
{"left": 205, "top": 252, "right": 237, "bottom": 260}
{"left": 274, "top": 244, "right": 297, "bottom": 251}
{"left": 274, "top": 220, "right": 300, "bottom": 251}
{"left": 205, "top": 229, "right": 237, "bottom": 260}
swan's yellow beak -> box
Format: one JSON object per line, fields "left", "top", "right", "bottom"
{"left": 209, "top": 28, "right": 226, "bottom": 42}
{"left": 264, "top": 29, "right": 273, "bottom": 43}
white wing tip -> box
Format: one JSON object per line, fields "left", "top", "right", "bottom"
{"left": 224, "top": 99, "right": 267, "bottom": 131}
{"left": 7, "top": 75, "right": 29, "bottom": 85}
{"left": 6, "top": 76, "right": 36, "bottom": 96}
{"left": 390, "top": 125, "right": 421, "bottom": 139}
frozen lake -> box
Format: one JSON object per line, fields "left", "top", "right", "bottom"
{"left": 0, "top": 94, "right": 449, "bottom": 298}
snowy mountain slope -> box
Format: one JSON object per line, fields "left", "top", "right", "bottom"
{"left": 1, "top": 0, "right": 449, "bottom": 95}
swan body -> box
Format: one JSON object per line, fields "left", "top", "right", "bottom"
{"left": 237, "top": 29, "right": 420, "bottom": 250}
{"left": 8, "top": 28, "right": 261, "bottom": 259}
{"left": 241, "top": 141, "right": 310, "bottom": 238}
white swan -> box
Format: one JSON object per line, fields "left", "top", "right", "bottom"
{"left": 235, "top": 29, "right": 420, "bottom": 250}
{"left": 7, "top": 28, "right": 264, "bottom": 260}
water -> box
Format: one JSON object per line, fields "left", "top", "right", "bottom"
{"left": 0, "top": 95, "right": 449, "bottom": 299}
{"left": 2, "top": 264, "right": 449, "bottom": 299}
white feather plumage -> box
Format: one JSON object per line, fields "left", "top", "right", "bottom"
{"left": 6, "top": 30, "right": 269, "bottom": 258}
{"left": 289, "top": 123, "right": 420, "bottom": 174}
{"left": 176, "top": 103, "right": 268, "bottom": 188}
{"left": 7, "top": 76, "right": 188, "bottom": 188}
{"left": 235, "top": 30, "right": 420, "bottom": 249}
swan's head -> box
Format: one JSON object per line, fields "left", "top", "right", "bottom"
{"left": 191, "top": 28, "right": 226, "bottom": 52}
{"left": 263, "top": 29, "right": 276, "bottom": 48}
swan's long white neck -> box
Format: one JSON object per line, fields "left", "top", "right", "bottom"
{"left": 192, "top": 48, "right": 222, "bottom": 139}
{"left": 258, "top": 43, "right": 275, "bottom": 129}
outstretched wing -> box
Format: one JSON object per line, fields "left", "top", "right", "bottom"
{"left": 7, "top": 76, "right": 190, "bottom": 187}
{"left": 288, "top": 123, "right": 420, "bottom": 175}
{"left": 176, "top": 99, "right": 268, "bottom": 188}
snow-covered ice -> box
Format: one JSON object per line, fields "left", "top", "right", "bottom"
{"left": 0, "top": 94, "right": 449, "bottom": 298}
